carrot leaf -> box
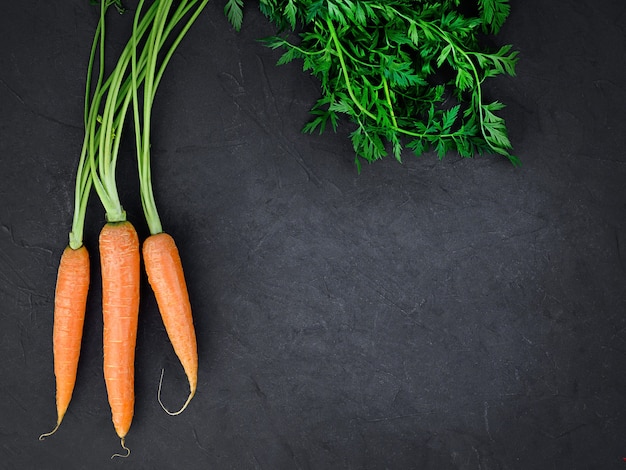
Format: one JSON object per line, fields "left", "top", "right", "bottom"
{"left": 227, "top": 0, "right": 520, "bottom": 168}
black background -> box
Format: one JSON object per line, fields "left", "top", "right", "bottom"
{"left": 2, "top": 1, "right": 626, "bottom": 468}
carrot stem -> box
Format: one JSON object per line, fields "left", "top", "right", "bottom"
{"left": 68, "top": 0, "right": 111, "bottom": 250}
{"left": 89, "top": 0, "right": 209, "bottom": 226}
{"left": 131, "top": 0, "right": 210, "bottom": 236}
{"left": 86, "top": 0, "right": 161, "bottom": 223}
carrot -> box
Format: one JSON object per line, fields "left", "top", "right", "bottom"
{"left": 40, "top": 0, "right": 111, "bottom": 440}
{"left": 143, "top": 233, "right": 197, "bottom": 413}
{"left": 129, "top": 0, "right": 205, "bottom": 414}
{"left": 99, "top": 221, "right": 140, "bottom": 455}
{"left": 41, "top": 0, "right": 208, "bottom": 453}
{"left": 39, "top": 246, "right": 90, "bottom": 440}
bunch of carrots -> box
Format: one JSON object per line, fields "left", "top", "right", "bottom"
{"left": 39, "top": 0, "right": 208, "bottom": 457}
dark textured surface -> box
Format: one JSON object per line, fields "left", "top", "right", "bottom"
{"left": 2, "top": 1, "right": 626, "bottom": 468}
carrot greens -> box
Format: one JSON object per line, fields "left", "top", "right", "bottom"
{"left": 225, "top": 0, "right": 519, "bottom": 169}
{"left": 85, "top": 0, "right": 208, "bottom": 226}
{"left": 68, "top": 0, "right": 117, "bottom": 250}
{"left": 130, "top": 0, "right": 210, "bottom": 237}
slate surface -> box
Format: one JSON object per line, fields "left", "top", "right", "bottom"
{"left": 1, "top": 1, "right": 625, "bottom": 469}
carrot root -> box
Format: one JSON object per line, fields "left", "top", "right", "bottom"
{"left": 156, "top": 368, "right": 195, "bottom": 416}
{"left": 38, "top": 421, "right": 61, "bottom": 441}
{"left": 41, "top": 245, "right": 90, "bottom": 441}
{"left": 143, "top": 233, "right": 197, "bottom": 414}
{"left": 111, "top": 437, "right": 131, "bottom": 459}
{"left": 100, "top": 221, "right": 140, "bottom": 440}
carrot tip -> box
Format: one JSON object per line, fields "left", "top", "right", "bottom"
{"left": 111, "top": 437, "right": 131, "bottom": 459}
{"left": 157, "top": 368, "right": 195, "bottom": 416}
{"left": 38, "top": 421, "right": 61, "bottom": 441}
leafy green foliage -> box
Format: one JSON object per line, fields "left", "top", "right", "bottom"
{"left": 224, "top": 0, "right": 244, "bottom": 31}
{"left": 226, "top": 0, "right": 519, "bottom": 168}
{"left": 478, "top": 0, "right": 511, "bottom": 33}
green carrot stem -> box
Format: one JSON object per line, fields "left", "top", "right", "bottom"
{"left": 69, "top": 0, "right": 112, "bottom": 249}
{"left": 87, "top": 0, "right": 161, "bottom": 222}
{"left": 132, "top": 0, "right": 210, "bottom": 236}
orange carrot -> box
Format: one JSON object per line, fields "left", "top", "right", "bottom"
{"left": 143, "top": 232, "right": 197, "bottom": 414}
{"left": 99, "top": 221, "right": 140, "bottom": 453}
{"left": 39, "top": 246, "right": 90, "bottom": 440}
{"left": 129, "top": 0, "right": 204, "bottom": 415}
